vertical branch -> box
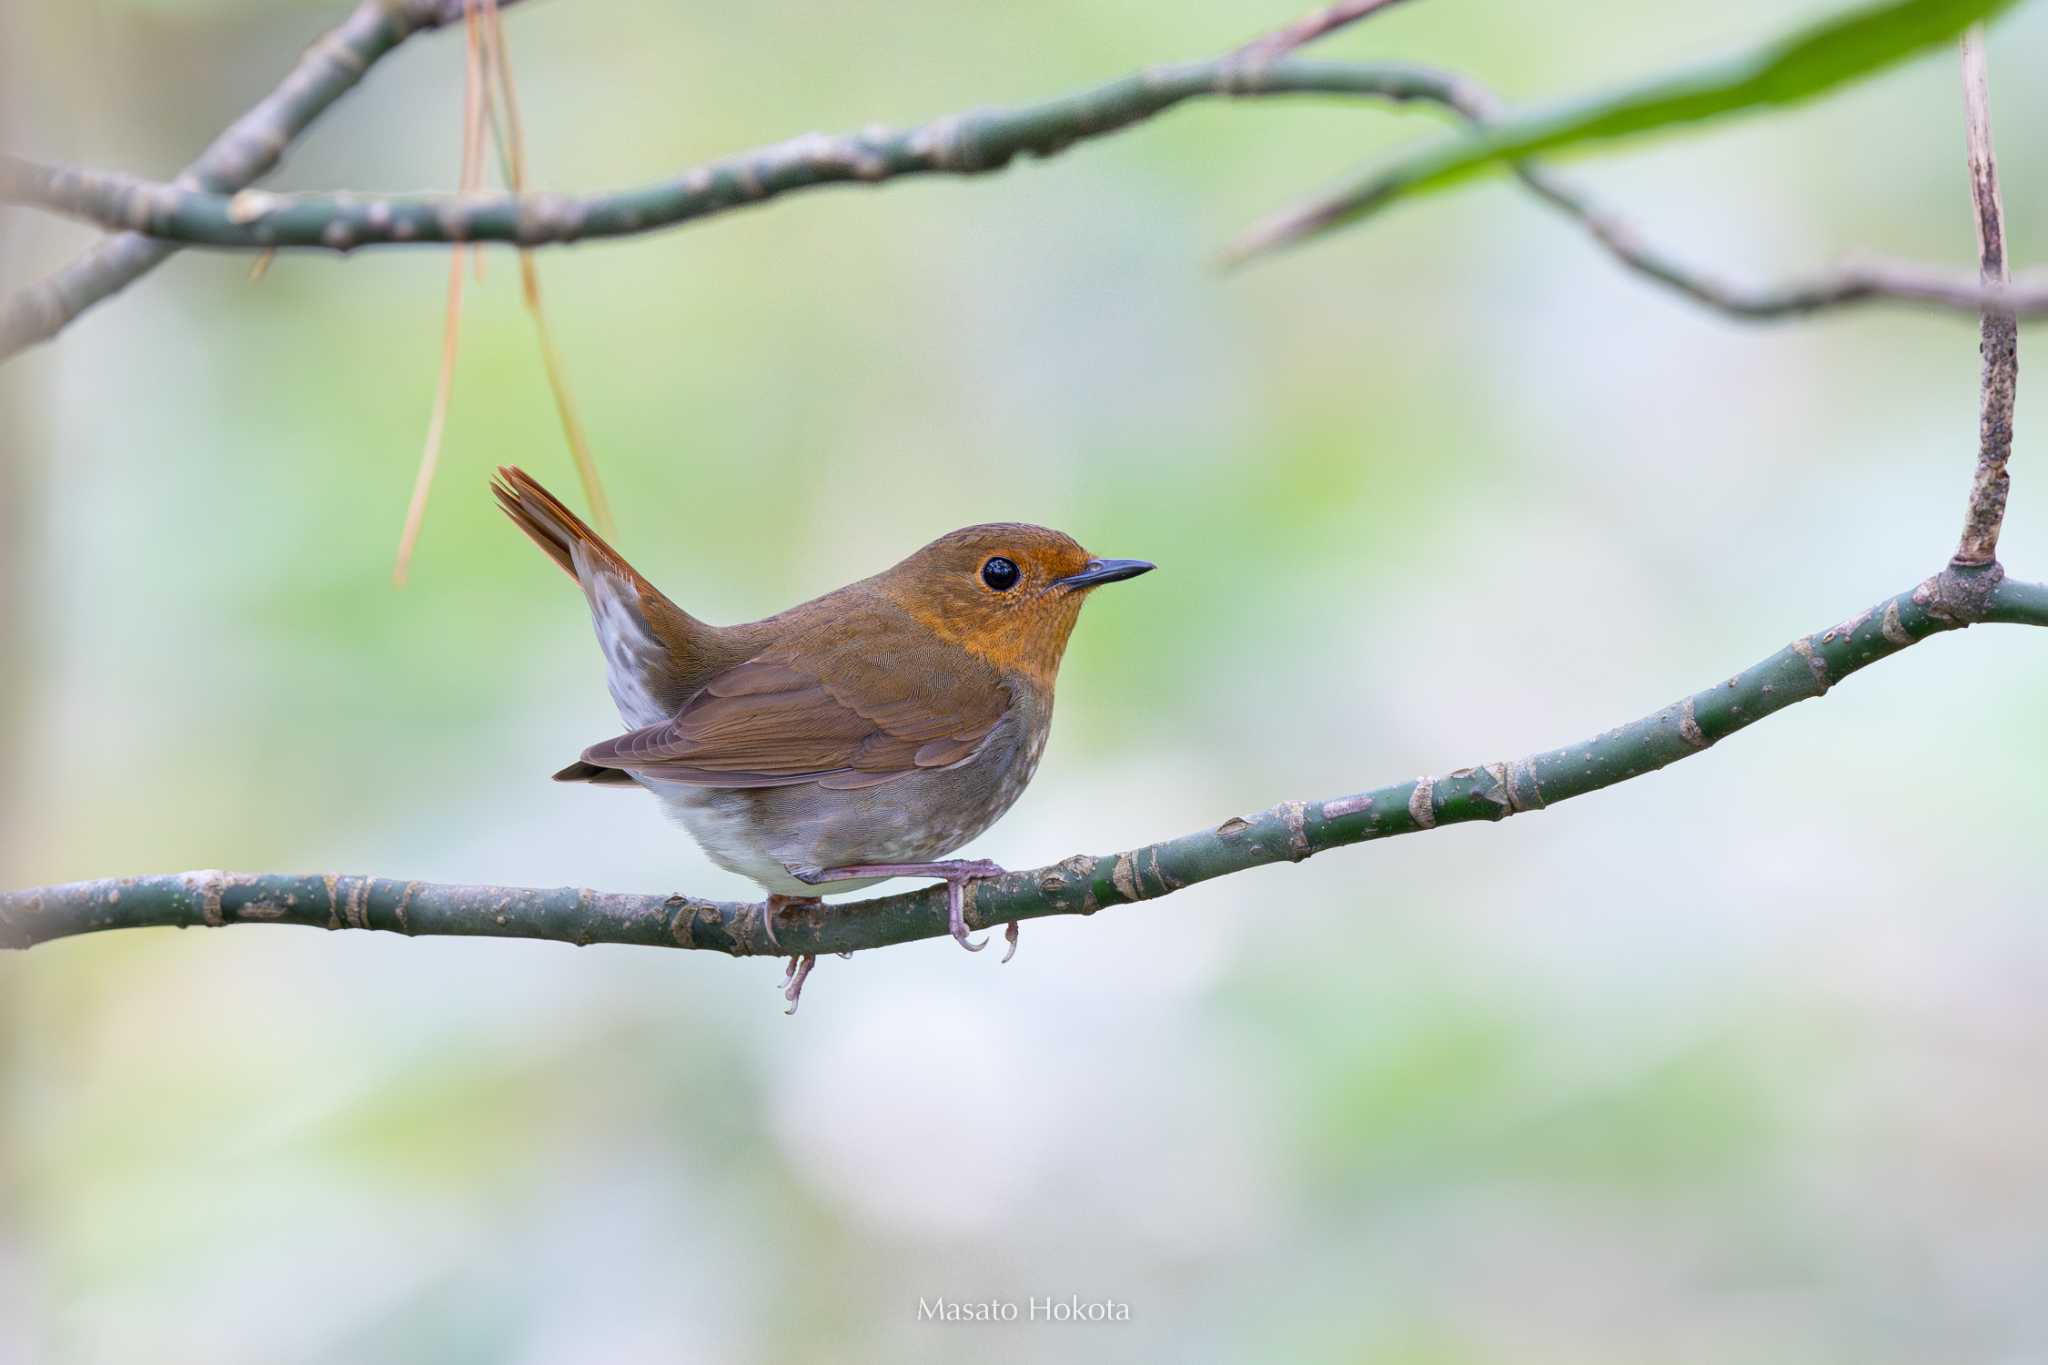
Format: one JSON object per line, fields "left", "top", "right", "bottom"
{"left": 1954, "top": 26, "right": 2016, "bottom": 567}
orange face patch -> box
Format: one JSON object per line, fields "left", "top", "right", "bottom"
{"left": 881, "top": 524, "right": 1101, "bottom": 690}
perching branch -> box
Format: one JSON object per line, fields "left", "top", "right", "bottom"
{"left": 0, "top": 0, "right": 523, "bottom": 361}
{"left": 8, "top": 572, "right": 2047, "bottom": 959}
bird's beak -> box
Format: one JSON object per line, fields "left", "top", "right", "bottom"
{"left": 1056, "top": 557, "right": 1156, "bottom": 590}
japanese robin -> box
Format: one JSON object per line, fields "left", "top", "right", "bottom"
{"left": 491, "top": 467, "right": 1153, "bottom": 1009}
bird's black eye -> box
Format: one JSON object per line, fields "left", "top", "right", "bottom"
{"left": 980, "top": 556, "right": 1021, "bottom": 591}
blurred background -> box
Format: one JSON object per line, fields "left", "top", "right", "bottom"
{"left": 6, "top": 0, "right": 2048, "bottom": 1360}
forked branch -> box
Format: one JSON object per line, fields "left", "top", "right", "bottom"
{"left": 0, "top": 0, "right": 527, "bottom": 360}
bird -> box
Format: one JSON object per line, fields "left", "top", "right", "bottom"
{"left": 491, "top": 466, "right": 1154, "bottom": 1011}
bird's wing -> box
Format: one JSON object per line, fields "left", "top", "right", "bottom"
{"left": 577, "top": 641, "right": 1008, "bottom": 790}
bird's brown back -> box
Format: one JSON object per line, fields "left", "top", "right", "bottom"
{"left": 496, "top": 468, "right": 1102, "bottom": 791}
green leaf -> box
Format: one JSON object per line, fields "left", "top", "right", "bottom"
{"left": 1224, "top": 0, "right": 2021, "bottom": 264}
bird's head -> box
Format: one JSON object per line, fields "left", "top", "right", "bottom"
{"left": 878, "top": 523, "right": 1154, "bottom": 686}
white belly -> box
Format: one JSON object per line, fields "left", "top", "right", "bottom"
{"left": 637, "top": 776, "right": 887, "bottom": 898}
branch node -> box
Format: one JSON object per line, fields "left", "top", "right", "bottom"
{"left": 1110, "top": 852, "right": 1141, "bottom": 902}
{"left": 1678, "top": 698, "right": 1708, "bottom": 750}
{"left": 1407, "top": 776, "right": 1437, "bottom": 830}
{"left": 180, "top": 869, "right": 227, "bottom": 927}
{"left": 1788, "top": 637, "right": 1832, "bottom": 694}
{"left": 1924, "top": 560, "right": 2006, "bottom": 624}
{"left": 1277, "top": 800, "right": 1313, "bottom": 860}
{"left": 1505, "top": 759, "right": 1546, "bottom": 811}
{"left": 1881, "top": 598, "right": 1913, "bottom": 645}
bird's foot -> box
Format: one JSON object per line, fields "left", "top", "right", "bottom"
{"left": 759, "top": 893, "right": 821, "bottom": 953}
{"left": 781, "top": 953, "right": 817, "bottom": 1014}
{"left": 1003, "top": 920, "right": 1020, "bottom": 964}
{"left": 804, "top": 858, "right": 1006, "bottom": 952}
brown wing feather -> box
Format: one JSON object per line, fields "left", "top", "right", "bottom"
{"left": 552, "top": 760, "right": 641, "bottom": 786}
{"left": 578, "top": 631, "right": 1009, "bottom": 790}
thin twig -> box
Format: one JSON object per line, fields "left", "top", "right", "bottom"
{"left": 1233, "top": 70, "right": 2048, "bottom": 323}
{"left": 1427, "top": 75, "right": 2036, "bottom": 322}
{"left": 1231, "top": 0, "right": 1418, "bottom": 64}
{"left": 0, "top": 0, "right": 524, "bottom": 361}
{"left": 9, "top": 573, "right": 2047, "bottom": 958}
{"left": 1954, "top": 26, "right": 2016, "bottom": 566}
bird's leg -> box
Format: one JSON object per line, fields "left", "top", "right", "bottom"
{"left": 794, "top": 859, "right": 1005, "bottom": 952}
{"left": 782, "top": 954, "right": 816, "bottom": 1014}
{"left": 759, "top": 893, "right": 821, "bottom": 953}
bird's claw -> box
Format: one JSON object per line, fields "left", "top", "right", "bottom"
{"left": 782, "top": 953, "right": 816, "bottom": 1014}
{"left": 947, "top": 876, "right": 988, "bottom": 952}
{"left": 1002, "top": 920, "right": 1020, "bottom": 964}
{"left": 942, "top": 861, "right": 1007, "bottom": 952}
{"left": 760, "top": 893, "right": 822, "bottom": 953}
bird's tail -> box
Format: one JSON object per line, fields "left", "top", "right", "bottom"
{"left": 492, "top": 465, "right": 704, "bottom": 731}
{"left": 491, "top": 464, "right": 634, "bottom": 584}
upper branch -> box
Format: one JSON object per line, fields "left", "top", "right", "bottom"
{"left": 10, "top": 575, "right": 2047, "bottom": 958}
{"left": 1955, "top": 27, "right": 2017, "bottom": 566}
{"left": 0, "top": 61, "right": 1483, "bottom": 251}
{"left": 0, "top": 0, "right": 523, "bottom": 361}
{"left": 8, "top": 51, "right": 2047, "bottom": 327}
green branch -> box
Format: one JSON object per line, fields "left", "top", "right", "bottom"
{"left": 0, "top": 0, "right": 521, "bottom": 361}
{"left": 0, "top": 60, "right": 1473, "bottom": 250}
{"left": 7, "top": 51, "right": 2042, "bottom": 324}
{"left": 10, "top": 571, "right": 2044, "bottom": 960}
